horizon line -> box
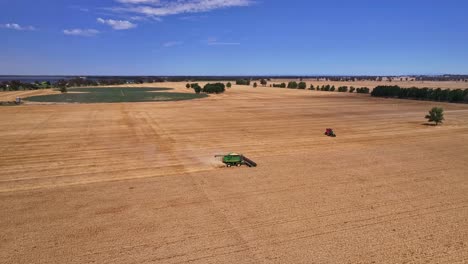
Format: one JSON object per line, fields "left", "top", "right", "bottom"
{"left": 1, "top": 74, "right": 468, "bottom": 77}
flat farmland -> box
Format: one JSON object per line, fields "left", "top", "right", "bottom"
{"left": 1, "top": 83, "right": 468, "bottom": 263}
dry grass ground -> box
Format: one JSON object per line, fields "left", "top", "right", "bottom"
{"left": 1, "top": 82, "right": 468, "bottom": 263}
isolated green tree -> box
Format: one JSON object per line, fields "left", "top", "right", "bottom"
{"left": 356, "top": 87, "right": 370, "bottom": 94}
{"left": 260, "top": 79, "right": 267, "bottom": 86}
{"left": 226, "top": 82, "right": 232, "bottom": 88}
{"left": 253, "top": 82, "right": 258, "bottom": 88}
{"left": 236, "top": 79, "right": 250, "bottom": 85}
{"left": 56, "top": 79, "right": 68, "bottom": 91}
{"left": 203, "top": 83, "right": 225, "bottom": 94}
{"left": 298, "top": 82, "right": 307, "bottom": 89}
{"left": 338, "top": 86, "right": 348, "bottom": 92}
{"left": 425, "top": 107, "right": 444, "bottom": 125}
{"left": 186, "top": 83, "right": 190, "bottom": 89}
{"left": 287, "top": 81, "right": 298, "bottom": 89}
{"left": 194, "top": 85, "right": 202, "bottom": 94}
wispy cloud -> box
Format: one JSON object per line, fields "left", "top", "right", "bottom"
{"left": 163, "top": 41, "right": 183, "bottom": 47}
{"left": 69, "top": 5, "right": 90, "bottom": 12}
{"left": 63, "top": 29, "right": 99, "bottom": 37}
{"left": 97, "top": 18, "right": 137, "bottom": 30}
{"left": 207, "top": 37, "right": 240, "bottom": 46}
{"left": 1, "top": 23, "right": 35, "bottom": 31}
{"left": 129, "top": 16, "right": 147, "bottom": 21}
{"left": 208, "top": 41, "right": 240, "bottom": 45}
{"left": 132, "top": 16, "right": 162, "bottom": 22}
{"left": 117, "top": 0, "right": 161, "bottom": 4}
{"left": 110, "top": 0, "right": 253, "bottom": 17}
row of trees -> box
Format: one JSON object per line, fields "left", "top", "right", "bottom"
{"left": 177, "top": 75, "right": 467, "bottom": 83}
{"left": 311, "top": 84, "right": 336, "bottom": 91}
{"left": 202, "top": 83, "right": 226, "bottom": 94}
{"left": 61, "top": 78, "right": 147, "bottom": 87}
{"left": 289, "top": 75, "right": 468, "bottom": 82}
{"left": 284, "top": 81, "right": 307, "bottom": 89}
{"left": 234, "top": 79, "right": 267, "bottom": 86}
{"left": 236, "top": 79, "right": 250, "bottom": 85}
{"left": 269, "top": 81, "right": 306, "bottom": 89}
{"left": 187, "top": 83, "right": 202, "bottom": 94}
{"left": 272, "top": 83, "right": 286, "bottom": 88}
{"left": 356, "top": 87, "right": 370, "bottom": 93}
{"left": 0, "top": 78, "right": 151, "bottom": 92}
{"left": 267, "top": 83, "right": 370, "bottom": 93}
{"left": 1, "top": 80, "right": 52, "bottom": 91}
{"left": 338, "top": 86, "right": 348, "bottom": 92}
{"left": 186, "top": 83, "right": 226, "bottom": 94}
{"left": 308, "top": 85, "right": 369, "bottom": 93}
{"left": 371, "top": 85, "right": 468, "bottom": 103}
{"left": 414, "top": 75, "right": 468, "bottom": 82}
{"left": 0, "top": 80, "right": 68, "bottom": 93}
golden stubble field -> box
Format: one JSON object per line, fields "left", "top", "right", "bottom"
{"left": 1, "top": 82, "right": 468, "bottom": 263}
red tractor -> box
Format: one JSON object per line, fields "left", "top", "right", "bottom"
{"left": 324, "top": 128, "right": 336, "bottom": 137}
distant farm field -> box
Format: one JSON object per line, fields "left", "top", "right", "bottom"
{"left": 25, "top": 87, "right": 208, "bottom": 103}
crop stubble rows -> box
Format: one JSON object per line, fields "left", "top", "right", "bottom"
{"left": 1, "top": 84, "right": 468, "bottom": 263}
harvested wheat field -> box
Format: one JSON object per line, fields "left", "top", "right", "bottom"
{"left": 1, "top": 83, "right": 468, "bottom": 264}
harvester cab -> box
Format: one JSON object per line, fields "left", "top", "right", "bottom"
{"left": 324, "top": 128, "right": 336, "bottom": 137}
{"left": 214, "top": 153, "right": 257, "bottom": 168}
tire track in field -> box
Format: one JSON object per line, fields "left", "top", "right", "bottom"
{"left": 0, "top": 112, "right": 57, "bottom": 154}
{"left": 120, "top": 105, "right": 188, "bottom": 176}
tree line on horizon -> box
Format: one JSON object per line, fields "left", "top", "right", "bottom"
{"left": 175, "top": 75, "right": 468, "bottom": 82}
{"left": 0, "top": 77, "right": 167, "bottom": 92}
{"left": 268, "top": 82, "right": 370, "bottom": 94}
{"left": 371, "top": 85, "right": 468, "bottom": 103}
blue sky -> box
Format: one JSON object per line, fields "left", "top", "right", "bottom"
{"left": 1, "top": 0, "right": 467, "bottom": 75}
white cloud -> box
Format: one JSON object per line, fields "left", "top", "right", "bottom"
{"left": 163, "top": 41, "right": 183, "bottom": 47}
{"left": 129, "top": 16, "right": 162, "bottom": 22}
{"left": 129, "top": 16, "right": 147, "bottom": 21}
{"left": 63, "top": 29, "right": 99, "bottom": 37}
{"left": 111, "top": 0, "right": 253, "bottom": 17}
{"left": 1, "top": 23, "right": 35, "bottom": 31}
{"left": 97, "top": 18, "right": 137, "bottom": 30}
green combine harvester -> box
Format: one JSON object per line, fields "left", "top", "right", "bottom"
{"left": 215, "top": 153, "right": 257, "bottom": 167}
